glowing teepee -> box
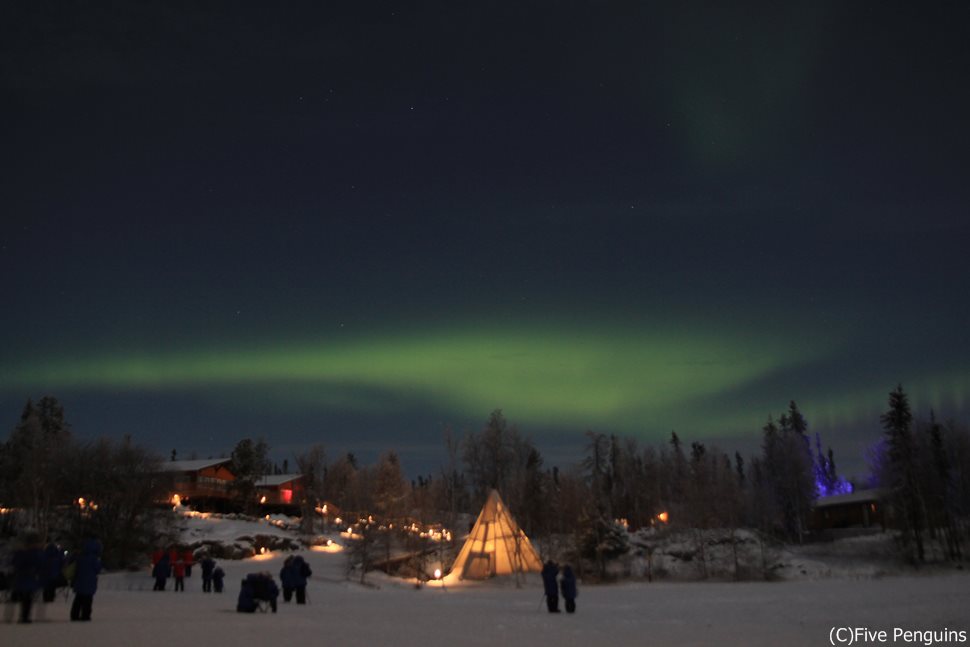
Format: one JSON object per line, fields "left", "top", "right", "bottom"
{"left": 450, "top": 489, "right": 543, "bottom": 580}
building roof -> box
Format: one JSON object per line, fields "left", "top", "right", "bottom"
{"left": 256, "top": 474, "right": 303, "bottom": 487}
{"left": 158, "top": 458, "right": 232, "bottom": 473}
{"left": 814, "top": 488, "right": 885, "bottom": 508}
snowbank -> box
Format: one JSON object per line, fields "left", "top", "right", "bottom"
{"left": 3, "top": 515, "right": 968, "bottom": 646}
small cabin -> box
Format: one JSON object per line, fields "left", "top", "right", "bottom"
{"left": 255, "top": 474, "right": 305, "bottom": 512}
{"left": 811, "top": 488, "right": 885, "bottom": 534}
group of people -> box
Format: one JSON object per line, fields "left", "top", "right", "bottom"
{"left": 235, "top": 554, "right": 312, "bottom": 614}
{"left": 199, "top": 554, "right": 224, "bottom": 593}
{"left": 151, "top": 548, "right": 224, "bottom": 593}
{"left": 10, "top": 535, "right": 580, "bottom": 623}
{"left": 236, "top": 572, "right": 279, "bottom": 613}
{"left": 541, "top": 560, "right": 578, "bottom": 614}
{"left": 149, "top": 545, "right": 317, "bottom": 612}
{"left": 6, "top": 532, "right": 102, "bottom": 623}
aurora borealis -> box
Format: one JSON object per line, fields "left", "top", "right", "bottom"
{"left": 2, "top": 3, "right": 969, "bottom": 475}
{"left": 1, "top": 319, "right": 827, "bottom": 428}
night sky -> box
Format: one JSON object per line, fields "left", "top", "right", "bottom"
{"left": 2, "top": 2, "right": 969, "bottom": 476}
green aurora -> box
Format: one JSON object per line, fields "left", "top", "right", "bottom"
{"left": 3, "top": 319, "right": 964, "bottom": 440}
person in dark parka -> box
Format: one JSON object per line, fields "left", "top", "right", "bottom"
{"left": 541, "top": 560, "right": 560, "bottom": 613}
{"left": 200, "top": 555, "right": 216, "bottom": 593}
{"left": 212, "top": 566, "right": 225, "bottom": 593}
{"left": 292, "top": 555, "right": 312, "bottom": 604}
{"left": 172, "top": 558, "right": 186, "bottom": 592}
{"left": 237, "top": 573, "right": 279, "bottom": 613}
{"left": 237, "top": 580, "right": 256, "bottom": 612}
{"left": 42, "top": 542, "right": 65, "bottom": 603}
{"left": 11, "top": 532, "right": 44, "bottom": 623}
{"left": 152, "top": 552, "right": 171, "bottom": 591}
{"left": 560, "top": 564, "right": 577, "bottom": 613}
{"left": 279, "top": 555, "right": 296, "bottom": 602}
{"left": 70, "top": 538, "right": 102, "bottom": 621}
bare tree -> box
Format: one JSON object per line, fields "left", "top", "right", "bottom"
{"left": 69, "top": 436, "right": 166, "bottom": 568}
{"left": 229, "top": 438, "right": 271, "bottom": 514}
{"left": 295, "top": 444, "right": 327, "bottom": 535}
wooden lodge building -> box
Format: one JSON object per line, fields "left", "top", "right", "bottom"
{"left": 155, "top": 459, "right": 306, "bottom": 514}
{"left": 157, "top": 458, "right": 236, "bottom": 511}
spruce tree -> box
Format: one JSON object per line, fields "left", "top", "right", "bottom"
{"left": 668, "top": 431, "right": 688, "bottom": 512}
{"left": 925, "top": 413, "right": 960, "bottom": 559}
{"left": 880, "top": 385, "right": 925, "bottom": 562}
{"left": 520, "top": 444, "right": 545, "bottom": 535}
{"left": 763, "top": 404, "right": 816, "bottom": 542}
{"left": 734, "top": 452, "right": 746, "bottom": 487}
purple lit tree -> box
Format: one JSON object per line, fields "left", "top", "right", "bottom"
{"left": 813, "top": 433, "right": 853, "bottom": 497}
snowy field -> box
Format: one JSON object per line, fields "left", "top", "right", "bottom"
{"left": 3, "top": 516, "right": 969, "bottom": 647}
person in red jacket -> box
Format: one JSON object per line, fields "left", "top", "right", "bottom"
{"left": 182, "top": 550, "right": 194, "bottom": 578}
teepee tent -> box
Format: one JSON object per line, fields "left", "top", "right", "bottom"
{"left": 450, "top": 489, "right": 543, "bottom": 580}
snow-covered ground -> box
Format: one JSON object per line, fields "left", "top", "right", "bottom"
{"left": 3, "top": 515, "right": 969, "bottom": 646}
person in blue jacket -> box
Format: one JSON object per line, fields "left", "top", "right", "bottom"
{"left": 560, "top": 564, "right": 578, "bottom": 614}
{"left": 237, "top": 576, "right": 257, "bottom": 612}
{"left": 42, "top": 542, "right": 65, "bottom": 603}
{"left": 11, "top": 531, "right": 44, "bottom": 623}
{"left": 292, "top": 555, "right": 312, "bottom": 604}
{"left": 70, "top": 537, "right": 102, "bottom": 621}
{"left": 541, "top": 560, "right": 560, "bottom": 613}
{"left": 152, "top": 552, "right": 170, "bottom": 591}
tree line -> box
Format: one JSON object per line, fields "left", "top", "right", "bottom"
{"left": 0, "top": 397, "right": 174, "bottom": 568}
{"left": 3, "top": 386, "right": 968, "bottom": 570}
{"left": 285, "top": 394, "right": 968, "bottom": 569}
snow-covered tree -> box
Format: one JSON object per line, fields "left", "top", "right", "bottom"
{"left": 763, "top": 402, "right": 816, "bottom": 543}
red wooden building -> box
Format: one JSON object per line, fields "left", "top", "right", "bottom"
{"left": 158, "top": 458, "right": 236, "bottom": 510}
